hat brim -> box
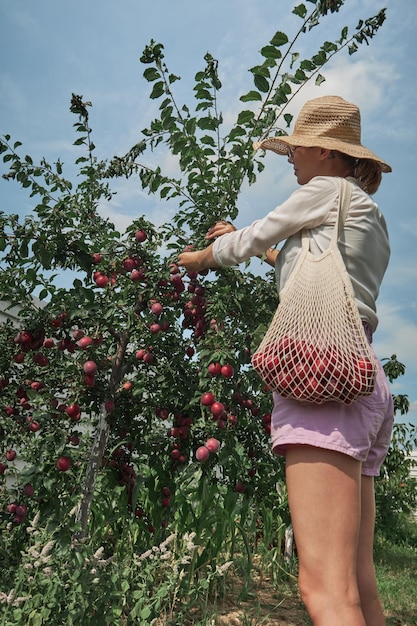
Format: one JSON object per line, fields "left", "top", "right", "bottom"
{"left": 254, "top": 136, "right": 392, "bottom": 173}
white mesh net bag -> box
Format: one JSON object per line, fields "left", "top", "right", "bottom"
{"left": 252, "top": 179, "right": 378, "bottom": 405}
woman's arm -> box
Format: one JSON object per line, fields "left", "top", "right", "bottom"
{"left": 178, "top": 220, "right": 279, "bottom": 272}
{"left": 178, "top": 244, "right": 219, "bottom": 273}
{"left": 206, "top": 220, "right": 279, "bottom": 268}
{"left": 259, "top": 247, "right": 279, "bottom": 267}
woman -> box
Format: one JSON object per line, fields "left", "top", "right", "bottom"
{"left": 178, "top": 95, "right": 394, "bottom": 626}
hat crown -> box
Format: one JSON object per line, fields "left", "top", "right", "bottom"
{"left": 294, "top": 96, "right": 361, "bottom": 146}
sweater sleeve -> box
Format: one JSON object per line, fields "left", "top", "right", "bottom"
{"left": 212, "top": 176, "right": 339, "bottom": 267}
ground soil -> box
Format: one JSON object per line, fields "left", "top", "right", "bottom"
{"left": 214, "top": 582, "right": 309, "bottom": 625}
{"left": 184, "top": 571, "right": 311, "bottom": 626}
{"left": 186, "top": 573, "right": 409, "bottom": 626}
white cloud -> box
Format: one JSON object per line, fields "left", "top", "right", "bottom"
{"left": 399, "top": 217, "right": 417, "bottom": 237}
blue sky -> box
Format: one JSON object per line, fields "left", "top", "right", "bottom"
{"left": 1, "top": 0, "right": 416, "bottom": 428}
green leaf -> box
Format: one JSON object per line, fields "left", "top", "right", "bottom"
{"left": 283, "top": 113, "right": 293, "bottom": 127}
{"left": 294, "top": 68, "right": 307, "bottom": 81}
{"left": 260, "top": 45, "right": 282, "bottom": 59}
{"left": 254, "top": 75, "right": 269, "bottom": 93}
{"left": 150, "top": 81, "right": 165, "bottom": 99}
{"left": 38, "top": 288, "right": 49, "bottom": 300}
{"left": 300, "top": 58, "right": 315, "bottom": 71}
{"left": 197, "top": 117, "right": 218, "bottom": 131}
{"left": 194, "top": 88, "right": 212, "bottom": 100}
{"left": 143, "top": 67, "right": 160, "bottom": 82}
{"left": 228, "top": 127, "right": 246, "bottom": 141}
{"left": 200, "top": 135, "right": 216, "bottom": 146}
{"left": 239, "top": 91, "right": 262, "bottom": 102}
{"left": 250, "top": 64, "right": 271, "bottom": 78}
{"left": 315, "top": 74, "right": 326, "bottom": 86}
{"left": 237, "top": 110, "right": 255, "bottom": 125}
{"left": 322, "top": 40, "right": 338, "bottom": 53}
{"left": 28, "top": 610, "right": 43, "bottom": 626}
{"left": 19, "top": 240, "right": 29, "bottom": 258}
{"left": 339, "top": 26, "right": 349, "bottom": 43}
{"left": 140, "top": 606, "right": 152, "bottom": 619}
{"left": 160, "top": 186, "right": 171, "bottom": 198}
{"left": 312, "top": 50, "right": 327, "bottom": 65}
{"left": 293, "top": 3, "right": 307, "bottom": 18}
{"left": 270, "top": 31, "right": 289, "bottom": 47}
{"left": 289, "top": 53, "right": 300, "bottom": 71}
{"left": 185, "top": 118, "right": 196, "bottom": 134}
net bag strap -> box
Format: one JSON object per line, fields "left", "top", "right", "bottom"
{"left": 301, "top": 178, "right": 352, "bottom": 253}
{"left": 332, "top": 177, "right": 352, "bottom": 245}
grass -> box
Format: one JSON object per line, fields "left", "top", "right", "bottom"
{"left": 165, "top": 533, "right": 417, "bottom": 626}
{"left": 375, "top": 536, "right": 417, "bottom": 626}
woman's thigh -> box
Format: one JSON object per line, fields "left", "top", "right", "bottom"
{"left": 285, "top": 445, "right": 362, "bottom": 586}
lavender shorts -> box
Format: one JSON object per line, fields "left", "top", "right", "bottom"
{"left": 270, "top": 333, "right": 394, "bottom": 476}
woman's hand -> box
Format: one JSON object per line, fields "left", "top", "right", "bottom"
{"left": 206, "top": 220, "right": 236, "bottom": 240}
{"left": 177, "top": 221, "right": 234, "bottom": 272}
{"left": 178, "top": 244, "right": 219, "bottom": 273}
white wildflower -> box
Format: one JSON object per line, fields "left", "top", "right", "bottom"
{"left": 43, "top": 567, "right": 53, "bottom": 576}
{"left": 176, "top": 568, "right": 186, "bottom": 582}
{"left": 33, "top": 560, "right": 41, "bottom": 569}
{"left": 215, "top": 561, "right": 234, "bottom": 576}
{"left": 28, "top": 511, "right": 40, "bottom": 529}
{"left": 12, "top": 597, "right": 26, "bottom": 607}
{"left": 160, "top": 551, "right": 172, "bottom": 561}
{"left": 138, "top": 549, "right": 153, "bottom": 561}
{"left": 90, "top": 568, "right": 97, "bottom": 575}
{"left": 23, "top": 563, "right": 33, "bottom": 571}
{"left": 92, "top": 578, "right": 100, "bottom": 585}
{"left": 93, "top": 546, "right": 104, "bottom": 560}
{"left": 6, "top": 590, "right": 15, "bottom": 604}
{"left": 183, "top": 532, "right": 196, "bottom": 552}
{"left": 40, "top": 540, "right": 55, "bottom": 557}
{"left": 28, "top": 547, "right": 40, "bottom": 558}
{"left": 160, "top": 533, "right": 176, "bottom": 551}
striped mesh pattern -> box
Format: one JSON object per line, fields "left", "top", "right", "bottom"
{"left": 252, "top": 180, "right": 378, "bottom": 405}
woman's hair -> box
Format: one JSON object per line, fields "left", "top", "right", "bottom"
{"left": 334, "top": 151, "right": 382, "bottom": 195}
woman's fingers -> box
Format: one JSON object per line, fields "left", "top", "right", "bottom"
{"left": 206, "top": 220, "right": 236, "bottom": 239}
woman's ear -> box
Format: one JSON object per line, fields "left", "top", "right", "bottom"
{"left": 319, "top": 147, "right": 333, "bottom": 161}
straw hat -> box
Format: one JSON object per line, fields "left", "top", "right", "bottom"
{"left": 254, "top": 95, "right": 391, "bottom": 173}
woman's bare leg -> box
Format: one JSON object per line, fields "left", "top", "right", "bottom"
{"left": 357, "top": 475, "right": 386, "bottom": 625}
{"left": 285, "top": 445, "right": 365, "bottom": 625}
